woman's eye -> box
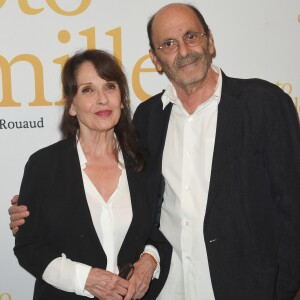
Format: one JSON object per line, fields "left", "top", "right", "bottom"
{"left": 106, "top": 83, "right": 117, "bottom": 90}
{"left": 82, "top": 87, "right": 93, "bottom": 93}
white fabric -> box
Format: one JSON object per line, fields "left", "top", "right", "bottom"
{"left": 143, "top": 245, "right": 161, "bottom": 278}
{"left": 42, "top": 254, "right": 93, "bottom": 297}
{"left": 157, "top": 66, "right": 222, "bottom": 300}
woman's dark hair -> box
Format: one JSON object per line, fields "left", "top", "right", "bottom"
{"left": 147, "top": 4, "right": 210, "bottom": 51}
{"left": 60, "top": 49, "right": 144, "bottom": 172}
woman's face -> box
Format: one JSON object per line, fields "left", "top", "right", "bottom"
{"left": 69, "top": 61, "right": 122, "bottom": 136}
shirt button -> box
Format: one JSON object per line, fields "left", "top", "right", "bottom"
{"left": 185, "top": 221, "right": 189, "bottom": 226}
{"left": 186, "top": 256, "right": 191, "bottom": 261}
{"left": 185, "top": 185, "right": 190, "bottom": 191}
{"left": 186, "top": 152, "right": 191, "bottom": 158}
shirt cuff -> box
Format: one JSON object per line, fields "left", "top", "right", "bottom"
{"left": 42, "top": 253, "right": 93, "bottom": 298}
{"left": 143, "top": 245, "right": 161, "bottom": 279}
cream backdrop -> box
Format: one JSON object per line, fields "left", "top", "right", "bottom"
{"left": 0, "top": 0, "right": 299, "bottom": 299}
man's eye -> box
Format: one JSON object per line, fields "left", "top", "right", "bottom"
{"left": 164, "top": 40, "right": 175, "bottom": 48}
{"left": 186, "top": 34, "right": 196, "bottom": 41}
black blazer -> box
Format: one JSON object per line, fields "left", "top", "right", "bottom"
{"left": 14, "top": 138, "right": 171, "bottom": 300}
{"left": 133, "top": 71, "right": 300, "bottom": 300}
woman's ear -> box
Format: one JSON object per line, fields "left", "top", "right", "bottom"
{"left": 69, "top": 103, "right": 76, "bottom": 116}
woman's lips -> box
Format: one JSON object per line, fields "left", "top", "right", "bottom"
{"left": 95, "top": 110, "right": 112, "bottom": 117}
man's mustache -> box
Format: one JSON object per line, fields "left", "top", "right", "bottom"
{"left": 174, "top": 54, "right": 202, "bottom": 68}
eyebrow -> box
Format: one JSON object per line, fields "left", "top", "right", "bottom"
{"left": 77, "top": 82, "right": 93, "bottom": 87}
{"left": 182, "top": 30, "right": 197, "bottom": 37}
{"left": 162, "top": 30, "right": 196, "bottom": 42}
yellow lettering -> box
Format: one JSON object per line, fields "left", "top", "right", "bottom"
{"left": 18, "top": 0, "right": 43, "bottom": 15}
{"left": 0, "top": 54, "right": 52, "bottom": 107}
{"left": 79, "top": 27, "right": 96, "bottom": 49}
{"left": 58, "top": 30, "right": 71, "bottom": 44}
{"left": 294, "top": 96, "right": 299, "bottom": 115}
{"left": 53, "top": 55, "right": 69, "bottom": 106}
{"left": 282, "top": 83, "right": 292, "bottom": 95}
{"left": 106, "top": 27, "right": 122, "bottom": 65}
{"left": 0, "top": 0, "right": 6, "bottom": 9}
{"left": 132, "top": 54, "right": 157, "bottom": 101}
{"left": 0, "top": 293, "right": 12, "bottom": 300}
{"left": 0, "top": 55, "right": 20, "bottom": 107}
{"left": 46, "top": 0, "right": 91, "bottom": 16}
{"left": 298, "top": 14, "right": 300, "bottom": 23}
{"left": 275, "top": 81, "right": 292, "bottom": 95}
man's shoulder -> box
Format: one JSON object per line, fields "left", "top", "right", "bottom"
{"left": 135, "top": 91, "right": 165, "bottom": 112}
{"left": 223, "top": 74, "right": 297, "bottom": 121}
{"left": 225, "top": 74, "right": 286, "bottom": 98}
{"left": 146, "top": 91, "right": 165, "bottom": 102}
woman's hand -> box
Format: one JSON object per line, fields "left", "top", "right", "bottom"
{"left": 124, "top": 254, "right": 156, "bottom": 300}
{"left": 8, "top": 195, "right": 29, "bottom": 235}
{"left": 85, "top": 268, "right": 129, "bottom": 300}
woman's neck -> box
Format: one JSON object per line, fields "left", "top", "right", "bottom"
{"left": 78, "top": 130, "right": 117, "bottom": 159}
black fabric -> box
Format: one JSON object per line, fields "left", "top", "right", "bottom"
{"left": 14, "top": 138, "right": 171, "bottom": 300}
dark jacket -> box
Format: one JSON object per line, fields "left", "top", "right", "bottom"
{"left": 132, "top": 71, "right": 300, "bottom": 300}
{"left": 14, "top": 138, "right": 171, "bottom": 300}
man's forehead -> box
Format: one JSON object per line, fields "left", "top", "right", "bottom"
{"left": 152, "top": 5, "right": 203, "bottom": 37}
{"left": 152, "top": 21, "right": 204, "bottom": 42}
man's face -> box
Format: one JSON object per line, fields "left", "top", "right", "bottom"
{"left": 150, "top": 4, "right": 215, "bottom": 90}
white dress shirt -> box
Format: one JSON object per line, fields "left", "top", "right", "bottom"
{"left": 42, "top": 140, "right": 160, "bottom": 297}
{"left": 157, "top": 66, "right": 222, "bottom": 300}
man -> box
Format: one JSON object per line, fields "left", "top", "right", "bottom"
{"left": 9, "top": 3, "right": 300, "bottom": 299}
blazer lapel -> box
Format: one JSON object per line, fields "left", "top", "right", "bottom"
{"left": 206, "top": 73, "right": 244, "bottom": 214}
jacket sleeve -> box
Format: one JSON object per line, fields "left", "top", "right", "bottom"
{"left": 14, "top": 155, "right": 59, "bottom": 279}
{"left": 263, "top": 90, "right": 300, "bottom": 299}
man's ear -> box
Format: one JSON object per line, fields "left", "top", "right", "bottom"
{"left": 207, "top": 32, "right": 216, "bottom": 58}
{"left": 149, "top": 49, "right": 163, "bottom": 74}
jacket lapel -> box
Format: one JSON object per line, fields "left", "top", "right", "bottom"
{"left": 206, "top": 73, "right": 244, "bottom": 214}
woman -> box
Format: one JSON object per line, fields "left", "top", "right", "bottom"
{"left": 14, "top": 49, "right": 171, "bottom": 300}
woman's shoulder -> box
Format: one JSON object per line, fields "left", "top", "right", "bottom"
{"left": 29, "top": 138, "right": 76, "bottom": 162}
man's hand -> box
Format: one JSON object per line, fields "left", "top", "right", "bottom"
{"left": 8, "top": 195, "right": 29, "bottom": 235}
{"left": 85, "top": 268, "right": 129, "bottom": 300}
{"left": 124, "top": 254, "right": 156, "bottom": 300}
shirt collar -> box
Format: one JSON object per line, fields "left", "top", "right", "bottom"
{"left": 161, "top": 65, "right": 222, "bottom": 110}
